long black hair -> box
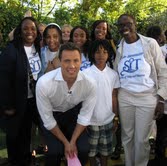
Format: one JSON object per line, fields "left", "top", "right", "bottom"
{"left": 91, "top": 20, "right": 113, "bottom": 41}
{"left": 89, "top": 39, "right": 115, "bottom": 69}
{"left": 69, "top": 26, "right": 91, "bottom": 59}
{"left": 13, "top": 17, "right": 41, "bottom": 54}
{"left": 91, "top": 20, "right": 116, "bottom": 59}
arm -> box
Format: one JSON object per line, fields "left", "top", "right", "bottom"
{"left": 77, "top": 79, "right": 97, "bottom": 126}
{"left": 0, "top": 43, "right": 16, "bottom": 114}
{"left": 154, "top": 95, "right": 165, "bottom": 120}
{"left": 49, "top": 111, "right": 87, "bottom": 159}
{"left": 112, "top": 88, "right": 119, "bottom": 116}
{"left": 51, "top": 124, "right": 86, "bottom": 159}
{"left": 36, "top": 78, "right": 57, "bottom": 130}
{"left": 50, "top": 125, "right": 69, "bottom": 146}
{"left": 67, "top": 124, "right": 86, "bottom": 158}
{"left": 149, "top": 40, "right": 167, "bottom": 119}
{"left": 150, "top": 39, "right": 167, "bottom": 100}
{"left": 112, "top": 88, "right": 119, "bottom": 132}
{"left": 50, "top": 125, "right": 71, "bottom": 158}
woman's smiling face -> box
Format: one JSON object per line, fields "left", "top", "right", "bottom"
{"left": 94, "top": 22, "right": 107, "bottom": 40}
{"left": 21, "top": 19, "right": 37, "bottom": 46}
{"left": 117, "top": 15, "right": 137, "bottom": 43}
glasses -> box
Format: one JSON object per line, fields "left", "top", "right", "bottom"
{"left": 117, "top": 22, "right": 133, "bottom": 29}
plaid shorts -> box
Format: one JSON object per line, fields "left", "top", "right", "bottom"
{"left": 88, "top": 121, "right": 113, "bottom": 157}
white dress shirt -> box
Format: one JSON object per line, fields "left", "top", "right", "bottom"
{"left": 36, "top": 68, "right": 97, "bottom": 130}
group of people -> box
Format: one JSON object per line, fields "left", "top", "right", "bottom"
{"left": 0, "top": 13, "right": 167, "bottom": 166}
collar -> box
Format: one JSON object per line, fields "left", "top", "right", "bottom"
{"left": 91, "top": 64, "right": 108, "bottom": 72}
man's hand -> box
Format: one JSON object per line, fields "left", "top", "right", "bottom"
{"left": 66, "top": 124, "right": 86, "bottom": 159}
{"left": 154, "top": 102, "right": 164, "bottom": 120}
{"left": 64, "top": 141, "right": 78, "bottom": 159}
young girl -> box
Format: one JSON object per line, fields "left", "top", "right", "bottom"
{"left": 70, "top": 26, "right": 91, "bottom": 70}
{"left": 41, "top": 23, "right": 62, "bottom": 73}
{"left": 61, "top": 24, "right": 73, "bottom": 43}
{"left": 91, "top": 20, "right": 116, "bottom": 59}
{"left": 84, "top": 39, "right": 120, "bottom": 166}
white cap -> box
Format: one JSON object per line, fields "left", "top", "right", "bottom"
{"left": 46, "top": 23, "right": 61, "bottom": 30}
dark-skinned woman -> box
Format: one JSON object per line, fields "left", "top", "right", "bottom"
{"left": 114, "top": 14, "right": 167, "bottom": 166}
{"left": 0, "top": 17, "right": 43, "bottom": 166}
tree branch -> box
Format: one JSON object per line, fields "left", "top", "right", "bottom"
{"left": 43, "top": 1, "right": 57, "bottom": 20}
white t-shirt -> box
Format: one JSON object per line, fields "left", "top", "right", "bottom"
{"left": 84, "top": 64, "right": 120, "bottom": 125}
{"left": 24, "top": 45, "right": 41, "bottom": 98}
{"left": 45, "top": 48, "right": 58, "bottom": 62}
{"left": 118, "top": 39, "right": 155, "bottom": 92}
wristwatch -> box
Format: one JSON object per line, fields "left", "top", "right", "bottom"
{"left": 114, "top": 116, "right": 119, "bottom": 121}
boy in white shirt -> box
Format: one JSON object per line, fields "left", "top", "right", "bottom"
{"left": 84, "top": 39, "right": 120, "bottom": 166}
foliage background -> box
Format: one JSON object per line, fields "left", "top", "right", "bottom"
{"left": 0, "top": 0, "right": 167, "bottom": 48}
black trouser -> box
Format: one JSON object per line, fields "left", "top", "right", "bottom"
{"left": 0, "top": 115, "right": 20, "bottom": 165}
{"left": 41, "top": 103, "right": 89, "bottom": 166}
{"left": 154, "top": 114, "right": 167, "bottom": 166}
{"left": 0, "top": 98, "right": 37, "bottom": 166}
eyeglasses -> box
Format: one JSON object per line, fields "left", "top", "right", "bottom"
{"left": 117, "top": 22, "right": 133, "bottom": 29}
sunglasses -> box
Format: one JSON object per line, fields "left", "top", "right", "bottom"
{"left": 117, "top": 22, "right": 133, "bottom": 29}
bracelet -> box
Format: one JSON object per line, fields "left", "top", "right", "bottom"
{"left": 159, "top": 100, "right": 165, "bottom": 104}
{"left": 114, "top": 116, "right": 119, "bottom": 121}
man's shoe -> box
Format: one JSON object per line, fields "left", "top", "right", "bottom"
{"left": 110, "top": 152, "right": 120, "bottom": 160}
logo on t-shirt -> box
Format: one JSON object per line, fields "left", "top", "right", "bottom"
{"left": 120, "top": 57, "right": 141, "bottom": 76}
{"left": 29, "top": 53, "right": 41, "bottom": 74}
{"left": 80, "top": 60, "right": 91, "bottom": 71}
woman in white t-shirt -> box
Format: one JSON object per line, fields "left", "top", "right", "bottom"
{"left": 114, "top": 14, "right": 167, "bottom": 166}
{"left": 41, "top": 23, "right": 62, "bottom": 73}
{"left": 0, "top": 17, "right": 42, "bottom": 165}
